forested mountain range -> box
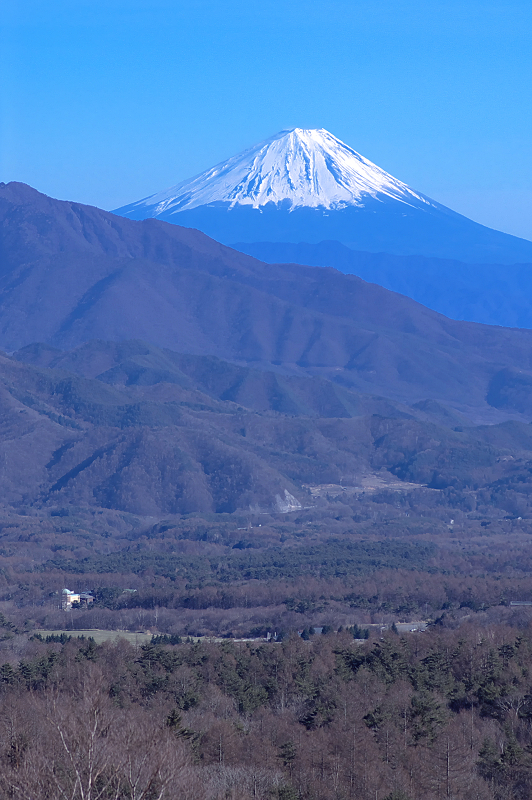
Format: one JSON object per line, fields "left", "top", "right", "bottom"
{"left": 6, "top": 336, "right": 532, "bottom": 519}
{"left": 3, "top": 181, "right": 532, "bottom": 419}
{"left": 2, "top": 335, "right": 532, "bottom": 592}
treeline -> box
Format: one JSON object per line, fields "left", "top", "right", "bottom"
{"left": 39, "top": 539, "right": 436, "bottom": 582}
{"left": 1, "top": 624, "right": 532, "bottom": 798}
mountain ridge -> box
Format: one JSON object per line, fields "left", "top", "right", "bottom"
{"left": 3, "top": 181, "right": 532, "bottom": 420}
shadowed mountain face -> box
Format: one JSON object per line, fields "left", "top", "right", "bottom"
{"left": 236, "top": 241, "right": 532, "bottom": 330}
{"left": 146, "top": 201, "right": 532, "bottom": 265}
{"left": 3, "top": 182, "right": 532, "bottom": 418}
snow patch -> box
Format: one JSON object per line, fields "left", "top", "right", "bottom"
{"left": 274, "top": 489, "right": 303, "bottom": 513}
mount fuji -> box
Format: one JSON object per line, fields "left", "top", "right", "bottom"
{"left": 114, "top": 128, "right": 532, "bottom": 264}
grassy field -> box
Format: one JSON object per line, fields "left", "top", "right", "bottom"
{"left": 33, "top": 629, "right": 153, "bottom": 644}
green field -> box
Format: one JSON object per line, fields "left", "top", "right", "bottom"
{"left": 34, "top": 629, "right": 153, "bottom": 644}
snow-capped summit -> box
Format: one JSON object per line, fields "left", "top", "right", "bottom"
{"left": 113, "top": 128, "right": 532, "bottom": 264}
{"left": 116, "top": 128, "right": 434, "bottom": 219}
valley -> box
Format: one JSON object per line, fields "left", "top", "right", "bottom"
{"left": 0, "top": 335, "right": 532, "bottom": 642}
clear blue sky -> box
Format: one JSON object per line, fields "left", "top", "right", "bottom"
{"left": 2, "top": 0, "right": 532, "bottom": 240}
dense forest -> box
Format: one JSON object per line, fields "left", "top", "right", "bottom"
{"left": 2, "top": 495, "right": 532, "bottom": 639}
{"left": 2, "top": 624, "right": 532, "bottom": 799}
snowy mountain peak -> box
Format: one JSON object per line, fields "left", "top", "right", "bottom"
{"left": 116, "top": 128, "right": 434, "bottom": 218}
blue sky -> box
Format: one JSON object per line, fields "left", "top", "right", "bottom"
{"left": 2, "top": 0, "right": 532, "bottom": 240}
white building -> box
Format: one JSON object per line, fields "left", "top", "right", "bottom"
{"left": 61, "top": 588, "right": 94, "bottom": 610}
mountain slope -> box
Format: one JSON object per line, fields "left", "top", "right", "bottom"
{"left": 4, "top": 182, "right": 532, "bottom": 417}
{"left": 13, "top": 339, "right": 415, "bottom": 420}
{"left": 5, "top": 342, "right": 532, "bottom": 520}
{"left": 236, "top": 241, "right": 532, "bottom": 329}
{"left": 113, "top": 128, "right": 532, "bottom": 264}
